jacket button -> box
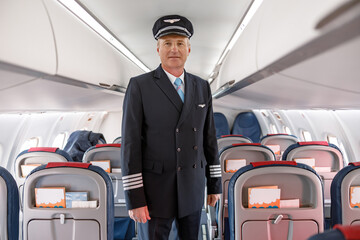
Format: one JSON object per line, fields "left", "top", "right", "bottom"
{"left": 177, "top": 148, "right": 181, "bottom": 152}
{"left": 177, "top": 166, "right": 182, "bottom": 171}
{"left": 176, "top": 128, "right": 179, "bottom": 133}
{"left": 193, "top": 164, "right": 196, "bottom": 168}
{"left": 193, "top": 146, "right": 198, "bottom": 150}
{"left": 193, "top": 127, "right": 197, "bottom": 132}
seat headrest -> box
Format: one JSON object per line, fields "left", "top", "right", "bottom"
{"left": 29, "top": 147, "right": 58, "bottom": 152}
{"left": 46, "top": 162, "right": 91, "bottom": 169}
{"left": 95, "top": 144, "right": 121, "bottom": 148}
{"left": 251, "top": 161, "right": 297, "bottom": 167}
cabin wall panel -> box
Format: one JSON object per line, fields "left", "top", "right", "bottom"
{"left": 302, "top": 111, "right": 346, "bottom": 142}
{"left": 0, "top": 112, "right": 113, "bottom": 172}
{"left": 277, "top": 110, "right": 298, "bottom": 136}
{"left": 253, "top": 110, "right": 270, "bottom": 137}
{"left": 0, "top": 0, "right": 56, "bottom": 74}
{"left": 0, "top": 114, "right": 27, "bottom": 170}
{"left": 43, "top": 0, "right": 143, "bottom": 88}
{"left": 282, "top": 111, "right": 316, "bottom": 141}
{"left": 98, "top": 111, "right": 122, "bottom": 143}
{"left": 46, "top": 112, "right": 87, "bottom": 148}
{"left": 334, "top": 110, "right": 360, "bottom": 162}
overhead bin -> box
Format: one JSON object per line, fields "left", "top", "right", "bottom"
{"left": 256, "top": 0, "right": 348, "bottom": 69}
{"left": 0, "top": 0, "right": 57, "bottom": 75}
{"left": 43, "top": 0, "right": 144, "bottom": 88}
{"left": 214, "top": 1, "right": 259, "bottom": 90}
{"left": 215, "top": 0, "right": 353, "bottom": 94}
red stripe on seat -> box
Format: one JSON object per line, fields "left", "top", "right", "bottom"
{"left": 267, "top": 134, "right": 289, "bottom": 136}
{"left": 232, "top": 143, "right": 261, "bottom": 146}
{"left": 334, "top": 224, "right": 360, "bottom": 240}
{"left": 251, "top": 161, "right": 297, "bottom": 167}
{"left": 298, "top": 141, "right": 329, "bottom": 146}
{"left": 46, "top": 162, "right": 91, "bottom": 169}
{"left": 96, "top": 144, "right": 121, "bottom": 148}
{"left": 349, "top": 162, "right": 360, "bottom": 166}
{"left": 221, "top": 134, "right": 244, "bottom": 138}
{"left": 29, "top": 147, "right": 58, "bottom": 153}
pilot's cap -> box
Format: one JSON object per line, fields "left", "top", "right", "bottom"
{"left": 152, "top": 15, "right": 193, "bottom": 40}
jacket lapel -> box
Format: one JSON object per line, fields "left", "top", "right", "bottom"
{"left": 177, "top": 70, "right": 195, "bottom": 126}
{"left": 153, "top": 66, "right": 183, "bottom": 112}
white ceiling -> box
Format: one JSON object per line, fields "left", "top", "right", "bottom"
{"left": 78, "top": 0, "right": 252, "bottom": 79}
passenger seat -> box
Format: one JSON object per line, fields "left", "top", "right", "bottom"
{"left": 0, "top": 166, "right": 19, "bottom": 240}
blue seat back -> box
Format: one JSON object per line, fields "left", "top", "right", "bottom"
{"left": 231, "top": 112, "right": 261, "bottom": 143}
{"left": 214, "top": 112, "right": 230, "bottom": 138}
{"left": 0, "top": 166, "right": 19, "bottom": 240}
{"left": 331, "top": 162, "right": 360, "bottom": 226}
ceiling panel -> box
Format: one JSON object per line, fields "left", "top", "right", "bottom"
{"left": 78, "top": 0, "right": 252, "bottom": 79}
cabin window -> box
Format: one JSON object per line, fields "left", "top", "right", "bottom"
{"left": 52, "top": 132, "right": 68, "bottom": 149}
{"left": 301, "top": 130, "right": 312, "bottom": 141}
{"left": 260, "top": 110, "right": 268, "bottom": 117}
{"left": 284, "top": 126, "right": 292, "bottom": 135}
{"left": 327, "top": 135, "right": 339, "bottom": 146}
{"left": 273, "top": 111, "right": 284, "bottom": 124}
{"left": 327, "top": 135, "right": 349, "bottom": 165}
{"left": 20, "top": 137, "right": 40, "bottom": 152}
{"left": 270, "top": 124, "right": 278, "bottom": 134}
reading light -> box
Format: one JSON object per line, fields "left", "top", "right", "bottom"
{"left": 57, "top": 0, "right": 150, "bottom": 73}
{"left": 216, "top": 0, "right": 263, "bottom": 66}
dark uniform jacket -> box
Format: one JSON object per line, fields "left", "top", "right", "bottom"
{"left": 121, "top": 65, "right": 222, "bottom": 218}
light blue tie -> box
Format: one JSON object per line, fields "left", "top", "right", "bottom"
{"left": 174, "top": 78, "right": 185, "bottom": 102}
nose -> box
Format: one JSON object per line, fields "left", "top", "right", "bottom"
{"left": 170, "top": 43, "right": 178, "bottom": 51}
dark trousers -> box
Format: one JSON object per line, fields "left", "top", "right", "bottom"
{"left": 138, "top": 209, "right": 202, "bottom": 240}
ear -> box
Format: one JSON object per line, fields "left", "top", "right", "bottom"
{"left": 156, "top": 40, "right": 160, "bottom": 54}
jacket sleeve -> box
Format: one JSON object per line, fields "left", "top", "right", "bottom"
{"left": 203, "top": 82, "right": 222, "bottom": 194}
{"left": 120, "top": 78, "right": 147, "bottom": 210}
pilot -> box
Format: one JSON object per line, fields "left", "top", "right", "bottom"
{"left": 121, "top": 14, "right": 222, "bottom": 240}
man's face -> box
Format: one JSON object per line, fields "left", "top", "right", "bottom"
{"left": 157, "top": 35, "right": 191, "bottom": 72}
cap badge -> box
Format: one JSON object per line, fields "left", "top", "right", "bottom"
{"left": 164, "top": 19, "right": 180, "bottom": 24}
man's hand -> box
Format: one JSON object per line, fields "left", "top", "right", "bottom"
{"left": 128, "top": 206, "right": 151, "bottom": 223}
{"left": 207, "top": 194, "right": 221, "bottom": 207}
